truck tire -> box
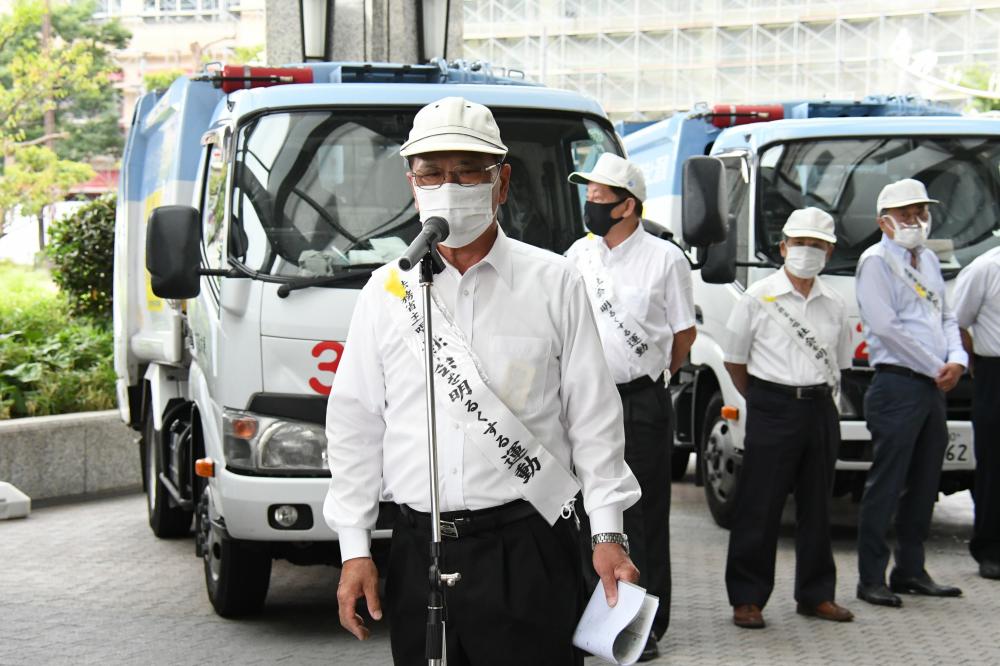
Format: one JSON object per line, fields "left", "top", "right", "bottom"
{"left": 198, "top": 491, "right": 271, "bottom": 617}
{"left": 671, "top": 450, "right": 691, "bottom": 481}
{"left": 699, "top": 393, "right": 741, "bottom": 529}
{"left": 144, "top": 411, "right": 193, "bottom": 538}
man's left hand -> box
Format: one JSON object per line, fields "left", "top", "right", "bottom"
{"left": 936, "top": 363, "right": 964, "bottom": 392}
{"left": 593, "top": 543, "right": 639, "bottom": 607}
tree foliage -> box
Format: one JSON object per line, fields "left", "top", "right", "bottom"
{"left": 959, "top": 64, "right": 1000, "bottom": 113}
{"left": 46, "top": 193, "right": 116, "bottom": 319}
{"left": 143, "top": 68, "right": 184, "bottom": 93}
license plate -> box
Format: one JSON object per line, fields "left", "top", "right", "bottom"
{"left": 945, "top": 427, "right": 973, "bottom": 464}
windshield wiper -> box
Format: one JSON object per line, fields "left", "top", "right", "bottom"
{"left": 276, "top": 264, "right": 382, "bottom": 298}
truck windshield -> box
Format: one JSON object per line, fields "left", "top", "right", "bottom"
{"left": 757, "top": 136, "right": 1000, "bottom": 276}
{"left": 231, "top": 110, "right": 620, "bottom": 278}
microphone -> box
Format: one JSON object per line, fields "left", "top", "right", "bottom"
{"left": 398, "top": 217, "right": 449, "bottom": 271}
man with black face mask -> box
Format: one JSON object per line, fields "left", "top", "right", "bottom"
{"left": 565, "top": 153, "right": 696, "bottom": 662}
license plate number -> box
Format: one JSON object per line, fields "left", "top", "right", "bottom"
{"left": 945, "top": 429, "right": 972, "bottom": 463}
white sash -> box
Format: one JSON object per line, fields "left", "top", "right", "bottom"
{"left": 756, "top": 293, "right": 841, "bottom": 403}
{"left": 382, "top": 268, "right": 581, "bottom": 525}
{"left": 879, "top": 249, "right": 942, "bottom": 313}
{"left": 575, "top": 236, "right": 668, "bottom": 380}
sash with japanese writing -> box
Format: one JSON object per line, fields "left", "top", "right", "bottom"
{"left": 879, "top": 249, "right": 943, "bottom": 314}
{"left": 382, "top": 268, "right": 581, "bottom": 525}
{"left": 575, "top": 235, "right": 668, "bottom": 380}
{"left": 756, "top": 294, "right": 842, "bottom": 403}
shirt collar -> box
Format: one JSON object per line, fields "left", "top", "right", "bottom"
{"left": 771, "top": 266, "right": 832, "bottom": 302}
{"left": 603, "top": 221, "right": 645, "bottom": 255}
{"left": 440, "top": 225, "right": 513, "bottom": 287}
{"left": 879, "top": 233, "right": 926, "bottom": 261}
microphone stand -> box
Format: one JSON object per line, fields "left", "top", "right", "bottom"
{"left": 419, "top": 249, "right": 461, "bottom": 665}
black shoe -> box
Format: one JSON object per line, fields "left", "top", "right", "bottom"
{"left": 637, "top": 631, "right": 659, "bottom": 662}
{"left": 889, "top": 570, "right": 962, "bottom": 597}
{"left": 856, "top": 582, "right": 902, "bottom": 607}
{"left": 981, "top": 561, "right": 1000, "bottom": 580}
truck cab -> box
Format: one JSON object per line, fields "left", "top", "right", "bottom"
{"left": 114, "top": 61, "right": 624, "bottom": 616}
{"left": 624, "top": 100, "right": 992, "bottom": 526}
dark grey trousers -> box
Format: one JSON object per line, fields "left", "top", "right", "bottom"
{"left": 857, "top": 370, "right": 947, "bottom": 585}
{"left": 971, "top": 356, "right": 1000, "bottom": 564}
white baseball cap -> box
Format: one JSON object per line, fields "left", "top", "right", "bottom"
{"left": 568, "top": 153, "right": 647, "bottom": 202}
{"left": 782, "top": 207, "right": 837, "bottom": 244}
{"left": 399, "top": 97, "right": 508, "bottom": 158}
{"left": 876, "top": 178, "right": 938, "bottom": 214}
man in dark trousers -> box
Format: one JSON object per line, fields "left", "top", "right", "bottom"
{"left": 723, "top": 207, "right": 854, "bottom": 628}
{"left": 954, "top": 246, "right": 1000, "bottom": 580}
{"left": 566, "top": 153, "right": 696, "bottom": 660}
{"left": 324, "top": 97, "right": 642, "bottom": 666}
{"left": 855, "top": 179, "right": 966, "bottom": 607}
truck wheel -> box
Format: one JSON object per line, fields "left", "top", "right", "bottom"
{"left": 144, "top": 411, "right": 192, "bottom": 538}
{"left": 198, "top": 491, "right": 271, "bottom": 617}
{"left": 699, "top": 393, "right": 741, "bottom": 529}
{"left": 671, "top": 450, "right": 691, "bottom": 481}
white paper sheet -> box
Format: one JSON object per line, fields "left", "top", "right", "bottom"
{"left": 572, "top": 581, "right": 659, "bottom": 665}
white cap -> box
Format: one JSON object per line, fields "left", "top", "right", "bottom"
{"left": 782, "top": 207, "right": 837, "bottom": 244}
{"left": 568, "top": 153, "right": 647, "bottom": 202}
{"left": 876, "top": 178, "right": 938, "bottom": 214}
{"left": 400, "top": 97, "right": 507, "bottom": 158}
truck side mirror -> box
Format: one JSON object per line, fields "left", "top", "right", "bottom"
{"left": 681, "top": 156, "right": 728, "bottom": 247}
{"left": 697, "top": 222, "right": 738, "bottom": 284}
{"left": 146, "top": 205, "right": 202, "bottom": 299}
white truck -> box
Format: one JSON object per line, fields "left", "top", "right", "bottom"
{"left": 113, "top": 60, "right": 630, "bottom": 615}
{"left": 624, "top": 99, "right": 988, "bottom": 526}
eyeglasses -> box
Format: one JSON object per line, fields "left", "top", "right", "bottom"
{"left": 408, "top": 162, "right": 503, "bottom": 190}
{"left": 882, "top": 209, "right": 930, "bottom": 227}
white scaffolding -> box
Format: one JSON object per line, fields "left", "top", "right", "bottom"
{"left": 462, "top": 0, "right": 1000, "bottom": 119}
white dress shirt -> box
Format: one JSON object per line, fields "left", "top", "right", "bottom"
{"left": 725, "top": 268, "right": 852, "bottom": 386}
{"left": 857, "top": 236, "right": 968, "bottom": 378}
{"left": 954, "top": 246, "right": 1000, "bottom": 357}
{"left": 565, "top": 225, "right": 696, "bottom": 384}
{"left": 324, "top": 229, "right": 641, "bottom": 561}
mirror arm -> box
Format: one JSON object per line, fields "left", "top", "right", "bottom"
{"left": 198, "top": 267, "right": 243, "bottom": 277}
{"left": 736, "top": 260, "right": 780, "bottom": 268}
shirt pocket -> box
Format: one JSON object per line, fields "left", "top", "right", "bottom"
{"left": 618, "top": 284, "right": 650, "bottom": 321}
{"left": 487, "top": 335, "right": 551, "bottom": 416}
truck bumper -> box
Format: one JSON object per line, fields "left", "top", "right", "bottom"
{"left": 836, "top": 420, "right": 975, "bottom": 473}
{"left": 213, "top": 468, "right": 393, "bottom": 542}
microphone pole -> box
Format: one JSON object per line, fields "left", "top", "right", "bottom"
{"left": 398, "top": 218, "right": 461, "bottom": 666}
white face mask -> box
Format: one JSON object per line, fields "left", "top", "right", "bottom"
{"left": 784, "top": 245, "right": 827, "bottom": 279}
{"left": 413, "top": 182, "right": 496, "bottom": 248}
{"left": 886, "top": 214, "right": 931, "bottom": 250}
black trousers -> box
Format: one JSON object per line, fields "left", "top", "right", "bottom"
{"left": 577, "top": 379, "right": 672, "bottom": 638}
{"left": 858, "top": 370, "right": 947, "bottom": 584}
{"left": 385, "top": 505, "right": 584, "bottom": 666}
{"left": 725, "top": 379, "right": 839, "bottom": 608}
{"left": 971, "top": 356, "right": 1000, "bottom": 564}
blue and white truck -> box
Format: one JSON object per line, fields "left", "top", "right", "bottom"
{"left": 113, "top": 60, "right": 632, "bottom": 616}
{"left": 624, "top": 98, "right": 992, "bottom": 526}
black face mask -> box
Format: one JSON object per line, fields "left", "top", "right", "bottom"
{"left": 584, "top": 199, "right": 626, "bottom": 237}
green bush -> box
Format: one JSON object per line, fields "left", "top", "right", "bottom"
{"left": 0, "top": 262, "right": 115, "bottom": 419}
{"left": 46, "top": 193, "right": 116, "bottom": 320}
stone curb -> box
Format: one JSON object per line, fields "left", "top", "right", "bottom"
{"left": 0, "top": 410, "right": 141, "bottom": 503}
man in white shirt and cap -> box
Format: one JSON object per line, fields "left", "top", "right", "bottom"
{"left": 855, "top": 178, "right": 966, "bottom": 607}
{"left": 565, "top": 153, "right": 696, "bottom": 661}
{"left": 953, "top": 246, "right": 1000, "bottom": 580}
{"left": 324, "top": 97, "right": 641, "bottom": 666}
{"left": 723, "top": 207, "right": 854, "bottom": 629}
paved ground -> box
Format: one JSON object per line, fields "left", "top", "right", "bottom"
{"left": 1, "top": 477, "right": 998, "bottom": 666}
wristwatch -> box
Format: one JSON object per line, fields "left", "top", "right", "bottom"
{"left": 591, "top": 532, "right": 630, "bottom": 554}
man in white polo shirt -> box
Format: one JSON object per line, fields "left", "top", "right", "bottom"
{"left": 325, "top": 98, "right": 641, "bottom": 666}
{"left": 954, "top": 247, "right": 1000, "bottom": 580}
{"left": 566, "top": 153, "right": 696, "bottom": 661}
{"left": 723, "top": 208, "right": 854, "bottom": 629}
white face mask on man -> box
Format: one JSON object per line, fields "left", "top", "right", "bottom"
{"left": 783, "top": 244, "right": 827, "bottom": 279}
{"left": 413, "top": 182, "right": 497, "bottom": 248}
{"left": 885, "top": 213, "right": 931, "bottom": 250}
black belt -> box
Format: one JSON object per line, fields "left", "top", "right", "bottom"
{"left": 617, "top": 375, "right": 657, "bottom": 396}
{"left": 398, "top": 500, "right": 538, "bottom": 539}
{"left": 874, "top": 364, "right": 936, "bottom": 385}
{"left": 749, "top": 376, "right": 832, "bottom": 400}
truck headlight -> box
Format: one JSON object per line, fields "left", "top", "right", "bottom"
{"left": 223, "top": 409, "right": 328, "bottom": 473}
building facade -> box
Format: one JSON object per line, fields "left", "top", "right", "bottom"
{"left": 463, "top": 0, "right": 1000, "bottom": 120}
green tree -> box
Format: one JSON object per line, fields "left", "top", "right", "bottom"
{"left": 46, "top": 192, "right": 115, "bottom": 320}
{"left": 959, "top": 64, "right": 1000, "bottom": 113}
{"left": 143, "top": 68, "right": 185, "bottom": 92}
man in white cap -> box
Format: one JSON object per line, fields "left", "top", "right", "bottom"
{"left": 722, "top": 207, "right": 854, "bottom": 629}
{"left": 324, "top": 97, "right": 641, "bottom": 665}
{"left": 954, "top": 247, "right": 1000, "bottom": 581}
{"left": 855, "top": 178, "right": 966, "bottom": 608}
{"left": 564, "top": 152, "right": 695, "bottom": 661}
